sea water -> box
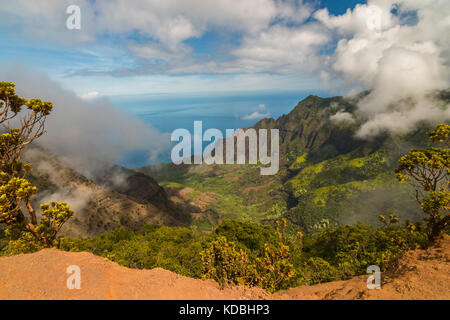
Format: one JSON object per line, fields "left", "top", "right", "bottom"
{"left": 109, "top": 90, "right": 330, "bottom": 167}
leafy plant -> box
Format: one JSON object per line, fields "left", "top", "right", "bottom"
{"left": 254, "top": 219, "right": 295, "bottom": 292}
{"left": 0, "top": 81, "right": 73, "bottom": 252}
{"left": 200, "top": 236, "right": 258, "bottom": 287}
{"left": 395, "top": 124, "right": 449, "bottom": 240}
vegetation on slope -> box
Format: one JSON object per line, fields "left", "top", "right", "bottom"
{"left": 143, "top": 94, "right": 446, "bottom": 232}
{"left": 17, "top": 218, "right": 427, "bottom": 293}
{"left": 0, "top": 83, "right": 447, "bottom": 294}
{"left": 0, "top": 81, "right": 74, "bottom": 253}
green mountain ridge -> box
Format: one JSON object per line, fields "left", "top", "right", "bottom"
{"left": 142, "top": 92, "right": 448, "bottom": 233}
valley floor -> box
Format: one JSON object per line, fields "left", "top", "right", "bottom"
{"left": 0, "top": 235, "right": 448, "bottom": 300}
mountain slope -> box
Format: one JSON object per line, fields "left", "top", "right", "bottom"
{"left": 24, "top": 148, "right": 186, "bottom": 237}
{"left": 143, "top": 93, "right": 448, "bottom": 231}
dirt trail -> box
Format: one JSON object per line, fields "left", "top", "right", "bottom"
{"left": 0, "top": 236, "right": 448, "bottom": 300}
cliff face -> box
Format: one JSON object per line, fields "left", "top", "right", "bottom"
{"left": 253, "top": 94, "right": 379, "bottom": 163}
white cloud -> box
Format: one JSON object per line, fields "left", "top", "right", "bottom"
{"left": 0, "top": 0, "right": 311, "bottom": 49}
{"left": 79, "top": 91, "right": 101, "bottom": 100}
{"left": 242, "top": 111, "right": 271, "bottom": 120}
{"left": 330, "top": 111, "right": 355, "bottom": 124}
{"left": 1, "top": 0, "right": 448, "bottom": 139}
{"left": 314, "top": 2, "right": 396, "bottom": 36}
{"left": 317, "top": 0, "right": 450, "bottom": 137}
{"left": 231, "top": 23, "right": 330, "bottom": 73}
{"left": 0, "top": 0, "right": 316, "bottom": 75}
{"left": 0, "top": 63, "right": 170, "bottom": 177}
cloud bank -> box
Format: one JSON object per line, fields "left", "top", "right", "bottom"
{"left": 318, "top": 0, "right": 450, "bottom": 137}
{"left": 0, "top": 63, "right": 170, "bottom": 177}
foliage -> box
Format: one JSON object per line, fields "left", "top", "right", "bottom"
{"left": 26, "top": 218, "right": 428, "bottom": 293}
{"left": 395, "top": 124, "right": 449, "bottom": 240}
{"left": 300, "top": 257, "right": 337, "bottom": 285}
{"left": 282, "top": 148, "right": 421, "bottom": 231}
{"left": 213, "top": 219, "right": 278, "bottom": 254}
{"left": 301, "top": 223, "right": 428, "bottom": 280}
{"left": 0, "top": 81, "right": 73, "bottom": 251}
{"left": 200, "top": 219, "right": 295, "bottom": 292}
{"left": 200, "top": 236, "right": 259, "bottom": 287}
{"left": 57, "top": 225, "right": 204, "bottom": 278}
{"left": 428, "top": 124, "right": 450, "bottom": 147}
{"left": 253, "top": 219, "right": 295, "bottom": 292}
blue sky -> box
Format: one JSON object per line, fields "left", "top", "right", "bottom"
{"left": 0, "top": 0, "right": 447, "bottom": 168}
{"left": 0, "top": 0, "right": 368, "bottom": 98}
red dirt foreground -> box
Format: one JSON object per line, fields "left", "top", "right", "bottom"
{"left": 0, "top": 235, "right": 448, "bottom": 300}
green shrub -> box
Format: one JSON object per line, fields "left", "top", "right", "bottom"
{"left": 52, "top": 219, "right": 428, "bottom": 293}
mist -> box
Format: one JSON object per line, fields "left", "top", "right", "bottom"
{"left": 318, "top": 0, "right": 450, "bottom": 137}
{"left": 0, "top": 63, "right": 170, "bottom": 178}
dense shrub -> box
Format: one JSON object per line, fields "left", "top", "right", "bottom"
{"left": 200, "top": 236, "right": 258, "bottom": 287}
{"left": 201, "top": 219, "right": 295, "bottom": 292}
{"left": 1, "top": 219, "right": 429, "bottom": 293}
{"left": 213, "top": 220, "right": 279, "bottom": 255}
{"left": 57, "top": 225, "right": 205, "bottom": 278}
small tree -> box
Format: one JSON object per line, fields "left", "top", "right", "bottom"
{"left": 0, "top": 81, "right": 73, "bottom": 252}
{"left": 254, "top": 219, "right": 294, "bottom": 292}
{"left": 200, "top": 236, "right": 258, "bottom": 287}
{"left": 395, "top": 124, "right": 449, "bottom": 241}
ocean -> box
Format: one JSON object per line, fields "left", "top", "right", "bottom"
{"left": 109, "top": 90, "right": 331, "bottom": 167}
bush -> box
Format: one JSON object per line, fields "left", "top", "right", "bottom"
{"left": 201, "top": 219, "right": 296, "bottom": 292}
{"left": 213, "top": 219, "right": 279, "bottom": 255}
{"left": 53, "top": 219, "right": 428, "bottom": 293}
{"left": 200, "top": 236, "right": 258, "bottom": 287}
{"left": 302, "top": 257, "right": 337, "bottom": 285}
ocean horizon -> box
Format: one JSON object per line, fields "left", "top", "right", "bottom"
{"left": 110, "top": 90, "right": 333, "bottom": 167}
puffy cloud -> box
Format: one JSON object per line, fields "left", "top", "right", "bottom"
{"left": 1, "top": 0, "right": 449, "bottom": 139}
{"left": 0, "top": 0, "right": 317, "bottom": 75}
{"left": 330, "top": 111, "right": 355, "bottom": 124}
{"left": 0, "top": 0, "right": 311, "bottom": 49}
{"left": 318, "top": 0, "right": 450, "bottom": 137}
{"left": 231, "top": 23, "right": 330, "bottom": 73}
{"left": 0, "top": 0, "right": 95, "bottom": 44}
{"left": 314, "top": 1, "right": 396, "bottom": 36}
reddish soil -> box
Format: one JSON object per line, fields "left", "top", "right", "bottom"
{"left": 273, "top": 235, "right": 450, "bottom": 300}
{"left": 0, "top": 235, "right": 448, "bottom": 300}
{"left": 0, "top": 248, "right": 268, "bottom": 300}
{"left": 166, "top": 187, "right": 216, "bottom": 211}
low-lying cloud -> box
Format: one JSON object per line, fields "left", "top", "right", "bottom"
{"left": 330, "top": 111, "right": 355, "bottom": 124}
{"left": 242, "top": 111, "right": 271, "bottom": 120}
{"left": 0, "top": 63, "right": 170, "bottom": 177}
